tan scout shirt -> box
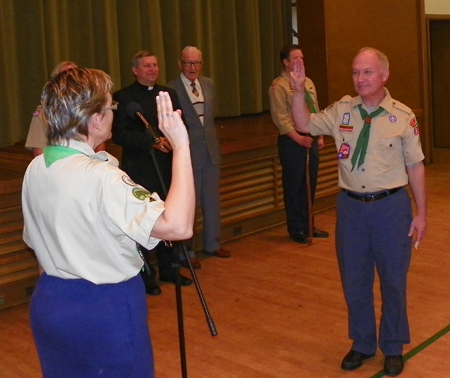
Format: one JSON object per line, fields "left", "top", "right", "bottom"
{"left": 25, "top": 105, "right": 48, "bottom": 149}
{"left": 307, "top": 89, "right": 424, "bottom": 192}
{"left": 22, "top": 140, "right": 164, "bottom": 284}
{"left": 269, "top": 71, "right": 318, "bottom": 135}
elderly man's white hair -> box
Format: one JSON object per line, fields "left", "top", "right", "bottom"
{"left": 180, "top": 46, "right": 203, "bottom": 60}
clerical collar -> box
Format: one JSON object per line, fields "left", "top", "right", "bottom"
{"left": 135, "top": 81, "right": 156, "bottom": 91}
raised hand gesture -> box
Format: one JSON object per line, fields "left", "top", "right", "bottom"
{"left": 156, "top": 91, "right": 189, "bottom": 151}
{"left": 290, "top": 57, "right": 306, "bottom": 93}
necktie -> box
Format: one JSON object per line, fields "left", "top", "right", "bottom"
{"left": 191, "top": 82, "right": 199, "bottom": 97}
{"left": 350, "top": 104, "right": 384, "bottom": 171}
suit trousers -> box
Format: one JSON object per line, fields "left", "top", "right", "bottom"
{"left": 336, "top": 187, "right": 412, "bottom": 356}
{"left": 194, "top": 162, "right": 221, "bottom": 252}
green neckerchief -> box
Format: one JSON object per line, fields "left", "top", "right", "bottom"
{"left": 304, "top": 89, "right": 317, "bottom": 114}
{"left": 350, "top": 105, "right": 384, "bottom": 171}
{"left": 43, "top": 145, "right": 84, "bottom": 167}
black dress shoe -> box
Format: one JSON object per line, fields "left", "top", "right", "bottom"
{"left": 313, "top": 228, "right": 329, "bottom": 238}
{"left": 140, "top": 267, "right": 162, "bottom": 296}
{"left": 384, "top": 355, "right": 404, "bottom": 377}
{"left": 341, "top": 349, "right": 375, "bottom": 371}
{"left": 290, "top": 233, "right": 309, "bottom": 244}
{"left": 159, "top": 272, "right": 193, "bottom": 286}
{"left": 145, "top": 282, "right": 162, "bottom": 296}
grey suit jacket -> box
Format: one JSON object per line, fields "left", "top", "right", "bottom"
{"left": 167, "top": 75, "right": 221, "bottom": 168}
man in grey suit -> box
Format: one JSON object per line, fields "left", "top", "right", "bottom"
{"left": 167, "top": 46, "right": 231, "bottom": 265}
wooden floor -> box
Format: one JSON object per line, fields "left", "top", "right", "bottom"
{"left": 1, "top": 149, "right": 450, "bottom": 378}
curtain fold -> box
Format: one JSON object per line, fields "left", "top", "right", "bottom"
{"left": 0, "top": 0, "right": 286, "bottom": 147}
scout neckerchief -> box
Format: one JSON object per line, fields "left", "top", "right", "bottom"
{"left": 350, "top": 104, "right": 384, "bottom": 171}
{"left": 43, "top": 145, "right": 84, "bottom": 167}
{"left": 304, "top": 89, "right": 318, "bottom": 114}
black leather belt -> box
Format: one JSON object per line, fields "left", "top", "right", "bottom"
{"left": 343, "top": 187, "right": 402, "bottom": 203}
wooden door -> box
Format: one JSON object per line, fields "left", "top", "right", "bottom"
{"left": 430, "top": 19, "right": 450, "bottom": 148}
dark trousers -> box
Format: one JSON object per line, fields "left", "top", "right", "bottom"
{"left": 336, "top": 188, "right": 412, "bottom": 356}
{"left": 278, "top": 134, "right": 319, "bottom": 236}
{"left": 31, "top": 274, "right": 154, "bottom": 378}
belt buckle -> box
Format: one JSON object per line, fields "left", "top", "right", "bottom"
{"left": 362, "top": 194, "right": 376, "bottom": 203}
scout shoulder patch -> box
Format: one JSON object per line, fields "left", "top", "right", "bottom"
{"left": 132, "top": 187, "right": 156, "bottom": 202}
{"left": 270, "top": 76, "right": 283, "bottom": 91}
{"left": 409, "top": 117, "right": 418, "bottom": 128}
{"left": 33, "top": 109, "right": 40, "bottom": 117}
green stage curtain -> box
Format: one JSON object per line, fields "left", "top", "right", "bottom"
{"left": 0, "top": 0, "right": 286, "bottom": 147}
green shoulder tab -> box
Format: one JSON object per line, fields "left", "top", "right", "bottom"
{"left": 43, "top": 146, "right": 84, "bottom": 167}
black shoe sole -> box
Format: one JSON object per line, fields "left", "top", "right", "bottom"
{"left": 341, "top": 352, "right": 375, "bottom": 371}
{"left": 290, "top": 236, "right": 309, "bottom": 244}
{"left": 313, "top": 233, "right": 329, "bottom": 238}
{"left": 159, "top": 277, "right": 193, "bottom": 286}
{"left": 145, "top": 288, "right": 162, "bottom": 296}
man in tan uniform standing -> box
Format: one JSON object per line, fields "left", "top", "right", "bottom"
{"left": 269, "top": 44, "right": 328, "bottom": 244}
{"left": 291, "top": 47, "right": 427, "bottom": 377}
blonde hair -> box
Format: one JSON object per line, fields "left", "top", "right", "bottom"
{"left": 41, "top": 68, "right": 113, "bottom": 145}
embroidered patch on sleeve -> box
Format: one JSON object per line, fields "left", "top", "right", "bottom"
{"left": 409, "top": 117, "right": 418, "bottom": 128}
{"left": 132, "top": 187, "right": 156, "bottom": 202}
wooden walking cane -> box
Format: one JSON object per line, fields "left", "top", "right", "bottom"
{"left": 305, "top": 146, "right": 313, "bottom": 246}
{"left": 303, "top": 89, "right": 317, "bottom": 246}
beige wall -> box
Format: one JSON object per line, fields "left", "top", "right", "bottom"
{"left": 425, "top": 0, "right": 450, "bottom": 14}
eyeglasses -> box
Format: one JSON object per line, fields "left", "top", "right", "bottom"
{"left": 103, "top": 100, "right": 118, "bottom": 112}
{"left": 181, "top": 61, "right": 202, "bottom": 68}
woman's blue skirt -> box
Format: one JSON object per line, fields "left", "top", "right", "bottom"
{"left": 30, "top": 273, "right": 154, "bottom": 378}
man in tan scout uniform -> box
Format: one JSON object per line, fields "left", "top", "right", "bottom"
{"left": 269, "top": 44, "right": 328, "bottom": 244}
{"left": 291, "top": 47, "right": 427, "bottom": 377}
